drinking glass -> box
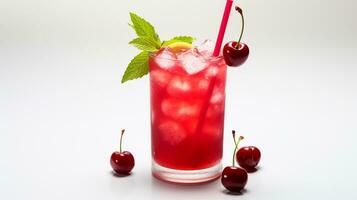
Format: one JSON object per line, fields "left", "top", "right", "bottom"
{"left": 149, "top": 49, "right": 227, "bottom": 183}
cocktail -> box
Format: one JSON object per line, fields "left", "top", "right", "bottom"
{"left": 118, "top": 0, "right": 251, "bottom": 184}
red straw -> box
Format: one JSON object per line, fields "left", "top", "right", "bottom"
{"left": 213, "top": 0, "right": 233, "bottom": 56}
{"left": 190, "top": 1, "right": 234, "bottom": 162}
{"left": 195, "top": 0, "right": 233, "bottom": 135}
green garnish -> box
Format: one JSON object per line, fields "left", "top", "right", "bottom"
{"left": 121, "top": 12, "right": 195, "bottom": 83}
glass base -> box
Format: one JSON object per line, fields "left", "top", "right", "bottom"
{"left": 152, "top": 161, "right": 222, "bottom": 184}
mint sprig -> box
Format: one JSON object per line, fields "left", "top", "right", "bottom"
{"left": 121, "top": 12, "right": 195, "bottom": 83}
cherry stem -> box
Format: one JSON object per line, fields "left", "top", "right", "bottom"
{"left": 232, "top": 130, "right": 244, "bottom": 166}
{"left": 119, "top": 129, "right": 125, "bottom": 153}
{"left": 235, "top": 6, "right": 245, "bottom": 49}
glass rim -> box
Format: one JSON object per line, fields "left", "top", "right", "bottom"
{"left": 149, "top": 51, "right": 224, "bottom": 63}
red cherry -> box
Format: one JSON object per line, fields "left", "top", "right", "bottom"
{"left": 223, "top": 42, "right": 249, "bottom": 67}
{"left": 223, "top": 6, "right": 249, "bottom": 67}
{"left": 221, "top": 166, "right": 248, "bottom": 192}
{"left": 110, "top": 151, "right": 135, "bottom": 174}
{"left": 110, "top": 129, "right": 135, "bottom": 175}
{"left": 236, "top": 146, "right": 261, "bottom": 172}
{"left": 221, "top": 130, "right": 248, "bottom": 192}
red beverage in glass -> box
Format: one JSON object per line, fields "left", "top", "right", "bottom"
{"left": 149, "top": 42, "right": 227, "bottom": 183}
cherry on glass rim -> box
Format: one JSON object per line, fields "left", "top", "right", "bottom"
{"left": 223, "top": 5, "right": 249, "bottom": 67}
{"left": 221, "top": 130, "right": 248, "bottom": 193}
{"left": 110, "top": 129, "right": 135, "bottom": 175}
{"left": 223, "top": 42, "right": 249, "bottom": 67}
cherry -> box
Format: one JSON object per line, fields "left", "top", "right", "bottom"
{"left": 223, "top": 6, "right": 249, "bottom": 67}
{"left": 236, "top": 146, "right": 261, "bottom": 172}
{"left": 110, "top": 129, "right": 135, "bottom": 175}
{"left": 222, "top": 167, "right": 248, "bottom": 192}
{"left": 223, "top": 42, "right": 249, "bottom": 67}
{"left": 221, "top": 130, "right": 248, "bottom": 192}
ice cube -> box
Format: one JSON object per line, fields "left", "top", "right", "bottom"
{"left": 207, "top": 103, "right": 225, "bottom": 118}
{"left": 207, "top": 87, "right": 225, "bottom": 118}
{"left": 154, "top": 47, "right": 176, "bottom": 69}
{"left": 158, "top": 120, "right": 187, "bottom": 145}
{"left": 167, "top": 76, "right": 192, "bottom": 97}
{"left": 202, "top": 122, "right": 222, "bottom": 138}
{"left": 197, "top": 40, "right": 215, "bottom": 58}
{"left": 161, "top": 98, "right": 201, "bottom": 121}
{"left": 178, "top": 49, "right": 207, "bottom": 75}
{"left": 210, "top": 87, "right": 225, "bottom": 104}
{"left": 150, "top": 69, "right": 171, "bottom": 88}
{"left": 205, "top": 66, "right": 219, "bottom": 77}
{"left": 197, "top": 79, "right": 209, "bottom": 91}
{"left": 190, "top": 78, "right": 210, "bottom": 97}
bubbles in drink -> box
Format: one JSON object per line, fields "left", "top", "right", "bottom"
{"left": 158, "top": 120, "right": 187, "bottom": 145}
{"left": 154, "top": 47, "right": 176, "bottom": 69}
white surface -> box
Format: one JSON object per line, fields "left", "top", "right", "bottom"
{"left": 1, "top": 0, "right": 357, "bottom": 199}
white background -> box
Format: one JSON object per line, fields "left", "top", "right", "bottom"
{"left": 1, "top": 0, "right": 357, "bottom": 199}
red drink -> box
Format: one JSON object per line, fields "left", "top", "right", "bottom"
{"left": 149, "top": 43, "right": 227, "bottom": 183}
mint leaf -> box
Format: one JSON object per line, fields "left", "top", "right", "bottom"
{"left": 129, "top": 12, "right": 160, "bottom": 44}
{"left": 121, "top": 51, "right": 149, "bottom": 83}
{"left": 129, "top": 37, "right": 161, "bottom": 51}
{"left": 162, "top": 36, "right": 196, "bottom": 46}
